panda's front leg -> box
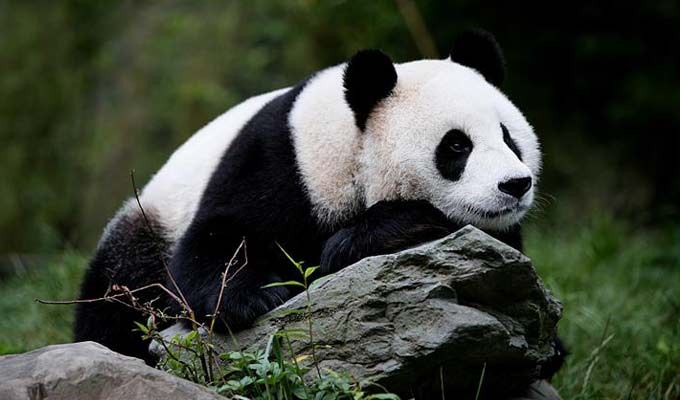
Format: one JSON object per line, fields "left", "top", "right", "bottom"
{"left": 320, "top": 200, "right": 457, "bottom": 273}
{"left": 167, "top": 216, "right": 292, "bottom": 332}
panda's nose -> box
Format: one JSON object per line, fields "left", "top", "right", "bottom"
{"left": 498, "top": 177, "right": 532, "bottom": 198}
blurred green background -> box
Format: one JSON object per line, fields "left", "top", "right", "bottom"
{"left": 1, "top": 1, "right": 678, "bottom": 399}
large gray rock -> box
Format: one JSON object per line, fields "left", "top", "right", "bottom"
{"left": 186, "top": 226, "right": 562, "bottom": 398}
{"left": 0, "top": 341, "right": 223, "bottom": 400}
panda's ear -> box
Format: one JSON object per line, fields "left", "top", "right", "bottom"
{"left": 449, "top": 29, "right": 505, "bottom": 86}
{"left": 343, "top": 49, "right": 397, "bottom": 131}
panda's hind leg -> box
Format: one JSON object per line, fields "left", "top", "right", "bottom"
{"left": 74, "top": 202, "right": 169, "bottom": 363}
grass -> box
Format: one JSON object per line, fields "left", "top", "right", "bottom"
{"left": 525, "top": 216, "right": 680, "bottom": 400}
{"left": 0, "top": 252, "right": 86, "bottom": 354}
{"left": 0, "top": 217, "right": 678, "bottom": 399}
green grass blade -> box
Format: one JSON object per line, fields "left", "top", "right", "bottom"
{"left": 276, "top": 242, "right": 304, "bottom": 275}
{"left": 262, "top": 281, "right": 306, "bottom": 289}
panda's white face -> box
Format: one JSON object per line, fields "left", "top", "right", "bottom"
{"left": 359, "top": 60, "right": 540, "bottom": 230}
{"left": 291, "top": 34, "right": 541, "bottom": 232}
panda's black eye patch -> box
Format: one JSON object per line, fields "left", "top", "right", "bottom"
{"left": 435, "top": 129, "right": 473, "bottom": 182}
{"left": 501, "top": 123, "right": 522, "bottom": 160}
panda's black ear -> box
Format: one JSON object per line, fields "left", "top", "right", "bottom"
{"left": 450, "top": 29, "right": 505, "bottom": 86}
{"left": 343, "top": 49, "right": 397, "bottom": 131}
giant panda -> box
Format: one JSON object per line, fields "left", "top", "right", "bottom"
{"left": 75, "top": 30, "right": 562, "bottom": 378}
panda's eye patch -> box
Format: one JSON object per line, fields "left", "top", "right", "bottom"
{"left": 435, "top": 129, "right": 473, "bottom": 182}
{"left": 501, "top": 123, "right": 522, "bottom": 160}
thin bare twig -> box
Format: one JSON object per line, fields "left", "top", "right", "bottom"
{"left": 130, "top": 170, "right": 194, "bottom": 318}
{"left": 37, "top": 282, "right": 179, "bottom": 306}
{"left": 36, "top": 282, "right": 204, "bottom": 328}
{"left": 209, "top": 238, "right": 247, "bottom": 338}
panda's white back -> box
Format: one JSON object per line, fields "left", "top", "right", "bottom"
{"left": 140, "top": 88, "right": 289, "bottom": 243}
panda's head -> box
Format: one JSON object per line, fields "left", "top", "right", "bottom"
{"left": 342, "top": 30, "right": 541, "bottom": 231}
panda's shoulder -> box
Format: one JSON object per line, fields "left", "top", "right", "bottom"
{"left": 139, "top": 88, "right": 289, "bottom": 243}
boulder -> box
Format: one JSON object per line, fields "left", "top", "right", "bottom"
{"left": 0, "top": 341, "right": 222, "bottom": 400}
{"left": 159, "top": 225, "right": 562, "bottom": 398}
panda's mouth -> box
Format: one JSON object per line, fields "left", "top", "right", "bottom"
{"left": 470, "top": 204, "right": 529, "bottom": 219}
{"left": 441, "top": 198, "right": 533, "bottom": 229}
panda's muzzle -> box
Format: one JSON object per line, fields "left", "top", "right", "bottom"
{"left": 498, "top": 176, "right": 532, "bottom": 199}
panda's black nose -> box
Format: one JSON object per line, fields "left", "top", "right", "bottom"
{"left": 498, "top": 177, "right": 532, "bottom": 198}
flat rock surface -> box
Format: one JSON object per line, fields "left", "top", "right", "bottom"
{"left": 0, "top": 341, "right": 223, "bottom": 400}
{"left": 198, "top": 225, "right": 562, "bottom": 398}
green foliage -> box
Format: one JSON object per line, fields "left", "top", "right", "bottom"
{"left": 525, "top": 216, "right": 680, "bottom": 400}
{"left": 0, "top": 253, "right": 86, "bottom": 354}
{"left": 206, "top": 343, "right": 397, "bottom": 399}
{"left": 143, "top": 247, "right": 399, "bottom": 399}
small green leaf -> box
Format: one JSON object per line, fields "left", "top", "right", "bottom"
{"left": 293, "top": 387, "right": 309, "bottom": 399}
{"left": 304, "top": 266, "right": 319, "bottom": 280}
{"left": 309, "top": 275, "right": 332, "bottom": 291}
{"left": 275, "top": 328, "right": 308, "bottom": 335}
{"left": 133, "top": 321, "right": 149, "bottom": 334}
{"left": 185, "top": 330, "right": 198, "bottom": 341}
{"left": 262, "top": 280, "right": 306, "bottom": 289}
{"left": 264, "top": 333, "right": 276, "bottom": 359}
{"left": 276, "top": 242, "right": 304, "bottom": 275}
{"left": 365, "top": 394, "right": 401, "bottom": 400}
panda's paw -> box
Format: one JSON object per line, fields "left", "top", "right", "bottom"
{"left": 539, "top": 336, "right": 568, "bottom": 381}
{"left": 321, "top": 200, "right": 455, "bottom": 272}
{"left": 359, "top": 199, "right": 455, "bottom": 251}
{"left": 207, "top": 282, "right": 292, "bottom": 333}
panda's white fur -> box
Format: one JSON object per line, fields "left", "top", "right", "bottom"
{"left": 291, "top": 59, "right": 539, "bottom": 232}
{"left": 140, "top": 88, "right": 288, "bottom": 243}
{"left": 289, "top": 66, "right": 364, "bottom": 227}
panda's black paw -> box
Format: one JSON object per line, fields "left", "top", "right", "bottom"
{"left": 539, "top": 336, "right": 568, "bottom": 381}
{"left": 321, "top": 200, "right": 456, "bottom": 273}
{"left": 210, "top": 283, "right": 292, "bottom": 332}
{"left": 168, "top": 268, "right": 293, "bottom": 334}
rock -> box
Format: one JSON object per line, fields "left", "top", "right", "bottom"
{"left": 510, "top": 380, "right": 563, "bottom": 400}
{"left": 0, "top": 341, "right": 223, "bottom": 400}
{"left": 160, "top": 225, "right": 562, "bottom": 398}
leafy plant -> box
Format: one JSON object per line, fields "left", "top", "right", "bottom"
{"left": 262, "top": 243, "right": 322, "bottom": 378}
{"left": 138, "top": 244, "right": 399, "bottom": 399}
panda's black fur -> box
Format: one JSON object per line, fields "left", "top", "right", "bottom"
{"left": 74, "top": 30, "right": 564, "bottom": 382}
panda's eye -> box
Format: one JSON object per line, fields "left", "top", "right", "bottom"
{"left": 443, "top": 129, "right": 472, "bottom": 154}
{"left": 449, "top": 140, "right": 468, "bottom": 152}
